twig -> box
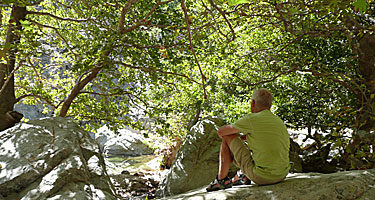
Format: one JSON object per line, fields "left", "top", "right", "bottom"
{"left": 208, "top": 0, "right": 235, "bottom": 42}
{"left": 15, "top": 94, "right": 57, "bottom": 109}
{"left": 51, "top": 127, "right": 56, "bottom": 148}
{"left": 181, "top": 0, "right": 207, "bottom": 99}
{"left": 114, "top": 61, "right": 199, "bottom": 84}
{"left": 80, "top": 91, "right": 131, "bottom": 96}
{"left": 200, "top": 1, "right": 230, "bottom": 44}
{"left": 26, "top": 11, "right": 91, "bottom": 22}
{"left": 26, "top": 56, "right": 42, "bottom": 81}
{"left": 119, "top": 0, "right": 172, "bottom": 34}
{"left": 232, "top": 67, "right": 296, "bottom": 86}
{"left": 28, "top": 19, "right": 77, "bottom": 57}
{"left": 117, "top": 42, "right": 184, "bottom": 50}
{"left": 274, "top": 2, "right": 292, "bottom": 33}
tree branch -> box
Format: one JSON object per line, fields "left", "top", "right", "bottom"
{"left": 80, "top": 91, "right": 131, "bottom": 96}
{"left": 274, "top": 2, "right": 292, "bottom": 33}
{"left": 181, "top": 0, "right": 207, "bottom": 99}
{"left": 118, "top": 0, "right": 138, "bottom": 33}
{"left": 26, "top": 11, "right": 91, "bottom": 22}
{"left": 117, "top": 42, "right": 184, "bottom": 50}
{"left": 119, "top": 0, "right": 172, "bottom": 34}
{"left": 0, "top": 64, "right": 20, "bottom": 97}
{"left": 26, "top": 56, "right": 42, "bottom": 81}
{"left": 232, "top": 67, "right": 297, "bottom": 86}
{"left": 208, "top": 0, "right": 235, "bottom": 42}
{"left": 59, "top": 65, "right": 103, "bottom": 117}
{"left": 200, "top": 1, "right": 230, "bottom": 44}
{"left": 28, "top": 19, "right": 77, "bottom": 57}
{"left": 15, "top": 94, "right": 57, "bottom": 109}
{"left": 232, "top": 66, "right": 360, "bottom": 100}
{"left": 114, "top": 61, "right": 199, "bottom": 84}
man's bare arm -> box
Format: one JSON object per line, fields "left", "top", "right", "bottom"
{"left": 217, "top": 125, "right": 240, "bottom": 138}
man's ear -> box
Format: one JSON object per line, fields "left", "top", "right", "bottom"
{"left": 251, "top": 99, "right": 255, "bottom": 107}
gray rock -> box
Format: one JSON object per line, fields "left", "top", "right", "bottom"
{"left": 14, "top": 103, "right": 49, "bottom": 120}
{"left": 162, "top": 169, "right": 375, "bottom": 200}
{"left": 289, "top": 138, "right": 303, "bottom": 173}
{"left": 96, "top": 125, "right": 152, "bottom": 156}
{"left": 156, "top": 118, "right": 239, "bottom": 197}
{"left": 0, "top": 117, "right": 118, "bottom": 200}
{"left": 95, "top": 125, "right": 117, "bottom": 152}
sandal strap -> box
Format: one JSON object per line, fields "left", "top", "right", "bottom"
{"left": 208, "top": 175, "right": 231, "bottom": 188}
{"left": 234, "top": 170, "right": 251, "bottom": 185}
{"left": 218, "top": 176, "right": 231, "bottom": 185}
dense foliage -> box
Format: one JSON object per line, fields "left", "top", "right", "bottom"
{"left": 1, "top": 0, "right": 374, "bottom": 170}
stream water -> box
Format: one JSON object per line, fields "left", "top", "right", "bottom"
{"left": 105, "top": 155, "right": 159, "bottom": 173}
{"left": 104, "top": 154, "right": 166, "bottom": 199}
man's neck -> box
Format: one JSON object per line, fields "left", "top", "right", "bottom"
{"left": 253, "top": 107, "right": 270, "bottom": 113}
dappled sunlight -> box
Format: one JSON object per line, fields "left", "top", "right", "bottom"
{"left": 105, "top": 155, "right": 158, "bottom": 174}
{"left": 264, "top": 190, "right": 277, "bottom": 200}
{"left": 1, "top": 137, "right": 20, "bottom": 159}
{"left": 40, "top": 184, "right": 54, "bottom": 193}
{"left": 286, "top": 172, "right": 322, "bottom": 179}
{"left": 0, "top": 165, "right": 33, "bottom": 183}
{"left": 0, "top": 117, "right": 119, "bottom": 199}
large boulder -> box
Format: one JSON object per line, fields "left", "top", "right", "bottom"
{"left": 14, "top": 103, "right": 50, "bottom": 120}
{"left": 95, "top": 125, "right": 152, "bottom": 156}
{"left": 0, "top": 117, "right": 118, "bottom": 200}
{"left": 289, "top": 138, "right": 303, "bottom": 173}
{"left": 156, "top": 118, "right": 239, "bottom": 197}
{"left": 162, "top": 169, "right": 375, "bottom": 199}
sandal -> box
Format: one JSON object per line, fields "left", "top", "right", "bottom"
{"left": 206, "top": 175, "right": 232, "bottom": 192}
{"left": 232, "top": 170, "right": 252, "bottom": 186}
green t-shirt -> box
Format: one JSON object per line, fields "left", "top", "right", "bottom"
{"left": 233, "top": 110, "right": 290, "bottom": 180}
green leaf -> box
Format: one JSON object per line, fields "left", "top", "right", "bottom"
{"left": 353, "top": 0, "right": 367, "bottom": 13}
{"left": 289, "top": 8, "right": 298, "bottom": 14}
{"left": 228, "top": 0, "right": 251, "bottom": 6}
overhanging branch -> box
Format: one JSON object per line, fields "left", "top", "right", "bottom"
{"left": 28, "top": 19, "right": 77, "bottom": 57}
{"left": 114, "top": 61, "right": 199, "bottom": 84}
{"left": 15, "top": 94, "right": 57, "bottom": 109}
{"left": 208, "top": 0, "right": 235, "bottom": 42}
{"left": 27, "top": 11, "right": 91, "bottom": 22}
{"left": 181, "top": 0, "right": 207, "bottom": 99}
{"left": 119, "top": 0, "right": 172, "bottom": 34}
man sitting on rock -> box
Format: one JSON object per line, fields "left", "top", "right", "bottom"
{"left": 206, "top": 88, "right": 290, "bottom": 191}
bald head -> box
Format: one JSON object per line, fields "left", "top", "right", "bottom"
{"left": 252, "top": 88, "right": 272, "bottom": 109}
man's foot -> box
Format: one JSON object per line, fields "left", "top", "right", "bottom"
{"left": 232, "top": 170, "right": 251, "bottom": 186}
{"left": 206, "top": 175, "right": 232, "bottom": 192}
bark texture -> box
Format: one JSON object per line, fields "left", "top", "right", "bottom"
{"left": 357, "top": 33, "right": 375, "bottom": 130}
{"left": 0, "top": 6, "right": 26, "bottom": 131}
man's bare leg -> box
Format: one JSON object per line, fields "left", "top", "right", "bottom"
{"left": 218, "top": 134, "right": 238, "bottom": 180}
{"left": 218, "top": 138, "right": 233, "bottom": 180}
{"left": 206, "top": 134, "right": 238, "bottom": 191}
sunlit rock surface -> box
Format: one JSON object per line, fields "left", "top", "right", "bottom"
{"left": 156, "top": 118, "right": 239, "bottom": 197}
{"left": 0, "top": 117, "right": 118, "bottom": 200}
{"left": 95, "top": 125, "right": 152, "bottom": 156}
{"left": 162, "top": 169, "right": 375, "bottom": 200}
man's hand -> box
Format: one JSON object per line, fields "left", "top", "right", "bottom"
{"left": 240, "top": 134, "right": 246, "bottom": 141}
{"left": 217, "top": 125, "right": 240, "bottom": 138}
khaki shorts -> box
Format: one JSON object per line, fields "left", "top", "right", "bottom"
{"left": 229, "top": 137, "right": 285, "bottom": 185}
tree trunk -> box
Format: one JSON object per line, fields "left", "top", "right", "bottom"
{"left": 341, "top": 15, "right": 375, "bottom": 131}
{"left": 0, "top": 6, "right": 27, "bottom": 131}
{"left": 356, "top": 33, "right": 375, "bottom": 131}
